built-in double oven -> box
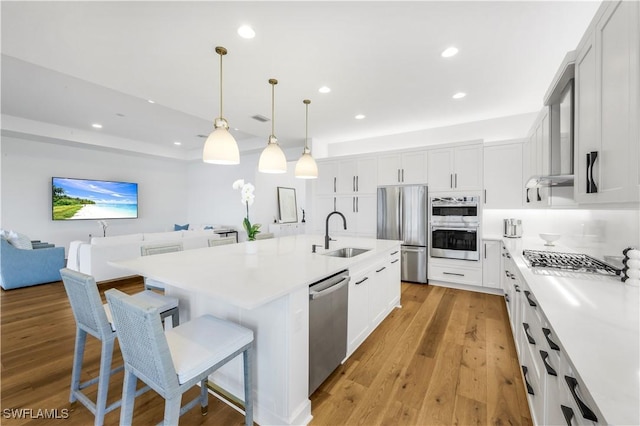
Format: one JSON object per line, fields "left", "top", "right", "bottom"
{"left": 430, "top": 196, "right": 480, "bottom": 261}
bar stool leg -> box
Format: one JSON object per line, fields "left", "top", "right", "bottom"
{"left": 243, "top": 346, "right": 253, "bottom": 426}
{"left": 119, "top": 370, "right": 137, "bottom": 426}
{"left": 70, "top": 328, "right": 87, "bottom": 405}
{"left": 94, "top": 337, "right": 116, "bottom": 426}
{"left": 200, "top": 378, "right": 208, "bottom": 415}
{"left": 164, "top": 395, "right": 182, "bottom": 425}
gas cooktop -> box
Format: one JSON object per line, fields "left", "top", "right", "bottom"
{"left": 522, "top": 249, "right": 621, "bottom": 276}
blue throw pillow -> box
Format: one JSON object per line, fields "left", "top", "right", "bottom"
{"left": 204, "top": 226, "right": 214, "bottom": 230}
{"left": 174, "top": 224, "right": 189, "bottom": 231}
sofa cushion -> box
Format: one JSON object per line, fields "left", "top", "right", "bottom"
{"left": 174, "top": 223, "right": 189, "bottom": 231}
{"left": 91, "top": 233, "right": 144, "bottom": 245}
{"left": 7, "top": 231, "right": 33, "bottom": 250}
{"left": 143, "top": 231, "right": 183, "bottom": 242}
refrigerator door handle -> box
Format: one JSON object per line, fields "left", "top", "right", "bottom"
{"left": 402, "top": 246, "right": 425, "bottom": 253}
{"left": 398, "top": 189, "right": 403, "bottom": 240}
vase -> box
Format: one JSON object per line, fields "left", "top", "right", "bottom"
{"left": 245, "top": 240, "right": 257, "bottom": 254}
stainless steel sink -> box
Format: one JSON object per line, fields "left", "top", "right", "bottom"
{"left": 323, "top": 247, "right": 370, "bottom": 258}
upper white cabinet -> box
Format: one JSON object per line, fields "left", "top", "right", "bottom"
{"left": 377, "top": 150, "right": 427, "bottom": 185}
{"left": 484, "top": 141, "right": 523, "bottom": 208}
{"left": 427, "top": 143, "right": 483, "bottom": 192}
{"left": 337, "top": 157, "right": 378, "bottom": 194}
{"left": 523, "top": 109, "right": 551, "bottom": 207}
{"left": 315, "top": 160, "right": 339, "bottom": 195}
{"left": 575, "top": 0, "right": 639, "bottom": 204}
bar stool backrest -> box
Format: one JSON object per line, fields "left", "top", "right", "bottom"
{"left": 105, "top": 289, "right": 180, "bottom": 396}
{"left": 140, "top": 242, "right": 184, "bottom": 257}
{"left": 60, "top": 268, "right": 113, "bottom": 340}
{"left": 208, "top": 236, "right": 236, "bottom": 247}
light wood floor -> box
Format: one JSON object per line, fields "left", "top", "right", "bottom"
{"left": 1, "top": 278, "right": 531, "bottom": 425}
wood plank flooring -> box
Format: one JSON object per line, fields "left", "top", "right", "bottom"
{"left": 1, "top": 278, "right": 531, "bottom": 425}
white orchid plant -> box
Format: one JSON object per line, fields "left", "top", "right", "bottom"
{"left": 232, "top": 179, "right": 261, "bottom": 241}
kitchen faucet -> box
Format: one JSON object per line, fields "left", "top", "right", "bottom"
{"left": 325, "top": 211, "right": 347, "bottom": 249}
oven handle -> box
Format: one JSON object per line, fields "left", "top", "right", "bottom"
{"left": 431, "top": 226, "right": 479, "bottom": 231}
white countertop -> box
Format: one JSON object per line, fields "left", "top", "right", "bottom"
{"left": 502, "top": 237, "right": 639, "bottom": 425}
{"left": 110, "top": 235, "right": 401, "bottom": 310}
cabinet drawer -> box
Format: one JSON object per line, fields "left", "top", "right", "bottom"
{"left": 428, "top": 263, "right": 482, "bottom": 285}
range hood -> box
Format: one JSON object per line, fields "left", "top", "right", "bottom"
{"left": 525, "top": 174, "right": 574, "bottom": 189}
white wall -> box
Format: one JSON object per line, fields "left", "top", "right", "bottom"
{"left": 1, "top": 136, "right": 189, "bottom": 253}
{"left": 318, "top": 112, "right": 538, "bottom": 158}
{"left": 483, "top": 208, "right": 640, "bottom": 260}
{"left": 186, "top": 149, "right": 307, "bottom": 241}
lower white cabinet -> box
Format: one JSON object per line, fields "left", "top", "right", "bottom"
{"left": 502, "top": 245, "right": 604, "bottom": 425}
{"left": 268, "top": 223, "right": 305, "bottom": 237}
{"left": 482, "top": 239, "right": 502, "bottom": 288}
{"left": 347, "top": 248, "right": 401, "bottom": 357}
{"left": 429, "top": 259, "right": 483, "bottom": 287}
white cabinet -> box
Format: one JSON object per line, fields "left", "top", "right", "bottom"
{"left": 428, "top": 258, "right": 483, "bottom": 287}
{"left": 483, "top": 142, "right": 524, "bottom": 208}
{"left": 346, "top": 247, "right": 401, "bottom": 357}
{"left": 575, "top": 0, "right": 639, "bottom": 204}
{"left": 335, "top": 195, "right": 376, "bottom": 238}
{"left": 268, "top": 223, "right": 305, "bottom": 237}
{"left": 337, "top": 157, "right": 378, "bottom": 194}
{"left": 377, "top": 150, "right": 427, "bottom": 185}
{"left": 427, "top": 143, "right": 483, "bottom": 192}
{"left": 482, "top": 239, "right": 502, "bottom": 289}
{"left": 315, "top": 160, "right": 339, "bottom": 195}
{"left": 523, "top": 108, "right": 551, "bottom": 207}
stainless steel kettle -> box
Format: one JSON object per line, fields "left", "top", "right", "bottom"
{"left": 503, "top": 218, "right": 523, "bottom": 238}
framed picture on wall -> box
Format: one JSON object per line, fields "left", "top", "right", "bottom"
{"left": 277, "top": 187, "right": 298, "bottom": 223}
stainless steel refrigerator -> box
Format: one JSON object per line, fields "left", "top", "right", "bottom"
{"left": 377, "top": 185, "right": 428, "bottom": 284}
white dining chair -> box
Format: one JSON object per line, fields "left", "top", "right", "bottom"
{"left": 105, "top": 288, "right": 254, "bottom": 426}
{"left": 140, "top": 242, "right": 183, "bottom": 291}
{"left": 60, "top": 268, "right": 179, "bottom": 426}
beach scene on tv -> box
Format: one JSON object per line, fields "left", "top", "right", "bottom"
{"left": 52, "top": 178, "right": 138, "bottom": 220}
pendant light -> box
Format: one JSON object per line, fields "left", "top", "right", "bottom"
{"left": 258, "top": 79, "right": 287, "bottom": 174}
{"left": 295, "top": 99, "right": 318, "bottom": 179}
{"left": 203, "top": 46, "right": 239, "bottom": 165}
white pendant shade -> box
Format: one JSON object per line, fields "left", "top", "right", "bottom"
{"left": 203, "top": 127, "right": 239, "bottom": 164}
{"left": 295, "top": 150, "right": 318, "bottom": 179}
{"left": 258, "top": 140, "right": 287, "bottom": 173}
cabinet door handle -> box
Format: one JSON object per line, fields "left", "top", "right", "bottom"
{"left": 543, "top": 328, "right": 560, "bottom": 351}
{"left": 390, "top": 251, "right": 399, "bottom": 255}
{"left": 540, "top": 350, "right": 557, "bottom": 376}
{"left": 444, "top": 271, "right": 465, "bottom": 277}
{"left": 353, "top": 176, "right": 356, "bottom": 192}
{"left": 536, "top": 187, "right": 542, "bottom": 202}
{"left": 356, "top": 196, "right": 359, "bottom": 213}
{"left": 484, "top": 243, "right": 487, "bottom": 259}
{"left": 450, "top": 173, "right": 453, "bottom": 188}
{"left": 356, "top": 176, "right": 359, "bottom": 192}
{"left": 522, "top": 366, "right": 534, "bottom": 395}
{"left": 524, "top": 290, "right": 537, "bottom": 307}
{"left": 355, "top": 277, "right": 369, "bottom": 285}
{"left": 514, "top": 284, "right": 520, "bottom": 292}
{"left": 523, "top": 322, "right": 536, "bottom": 344}
{"left": 333, "top": 197, "right": 336, "bottom": 211}
{"left": 484, "top": 189, "right": 487, "bottom": 204}
{"left": 398, "top": 169, "right": 401, "bottom": 183}
{"left": 455, "top": 173, "right": 458, "bottom": 188}
{"left": 391, "top": 259, "right": 399, "bottom": 264}
{"left": 561, "top": 405, "right": 575, "bottom": 426}
{"left": 586, "top": 151, "right": 598, "bottom": 194}
{"left": 401, "top": 169, "right": 405, "bottom": 182}
{"left": 376, "top": 266, "right": 387, "bottom": 273}
{"left": 352, "top": 197, "right": 356, "bottom": 213}
{"left": 333, "top": 177, "right": 337, "bottom": 193}
{"left": 526, "top": 188, "right": 530, "bottom": 203}
{"left": 565, "top": 376, "right": 598, "bottom": 422}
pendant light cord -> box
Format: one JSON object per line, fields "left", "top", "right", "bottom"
{"left": 305, "top": 102, "right": 309, "bottom": 150}
{"left": 271, "top": 82, "right": 275, "bottom": 137}
{"left": 219, "top": 52, "right": 224, "bottom": 118}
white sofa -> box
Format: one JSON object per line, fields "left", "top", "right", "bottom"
{"left": 66, "top": 230, "right": 222, "bottom": 282}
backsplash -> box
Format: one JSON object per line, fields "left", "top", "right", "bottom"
{"left": 483, "top": 208, "right": 639, "bottom": 260}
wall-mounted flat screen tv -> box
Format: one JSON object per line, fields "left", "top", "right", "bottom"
{"left": 52, "top": 177, "right": 138, "bottom": 220}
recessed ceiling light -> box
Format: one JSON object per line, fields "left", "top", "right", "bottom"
{"left": 318, "top": 86, "right": 331, "bottom": 94}
{"left": 237, "top": 25, "right": 255, "bottom": 39}
{"left": 355, "top": 114, "right": 366, "bottom": 120}
{"left": 92, "top": 123, "right": 103, "bottom": 129}
{"left": 174, "top": 141, "right": 182, "bottom": 146}
{"left": 147, "top": 99, "right": 155, "bottom": 104}
{"left": 441, "top": 47, "right": 459, "bottom": 58}
{"left": 452, "top": 92, "right": 466, "bottom": 99}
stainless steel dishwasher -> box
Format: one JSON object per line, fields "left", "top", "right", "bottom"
{"left": 308, "top": 269, "right": 350, "bottom": 396}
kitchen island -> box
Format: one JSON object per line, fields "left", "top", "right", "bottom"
{"left": 111, "top": 234, "right": 402, "bottom": 425}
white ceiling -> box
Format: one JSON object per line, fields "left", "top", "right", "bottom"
{"left": 1, "top": 1, "right": 601, "bottom": 160}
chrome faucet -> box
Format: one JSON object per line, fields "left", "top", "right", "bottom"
{"left": 325, "top": 211, "right": 347, "bottom": 249}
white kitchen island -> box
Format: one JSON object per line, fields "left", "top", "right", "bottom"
{"left": 111, "top": 235, "right": 402, "bottom": 425}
